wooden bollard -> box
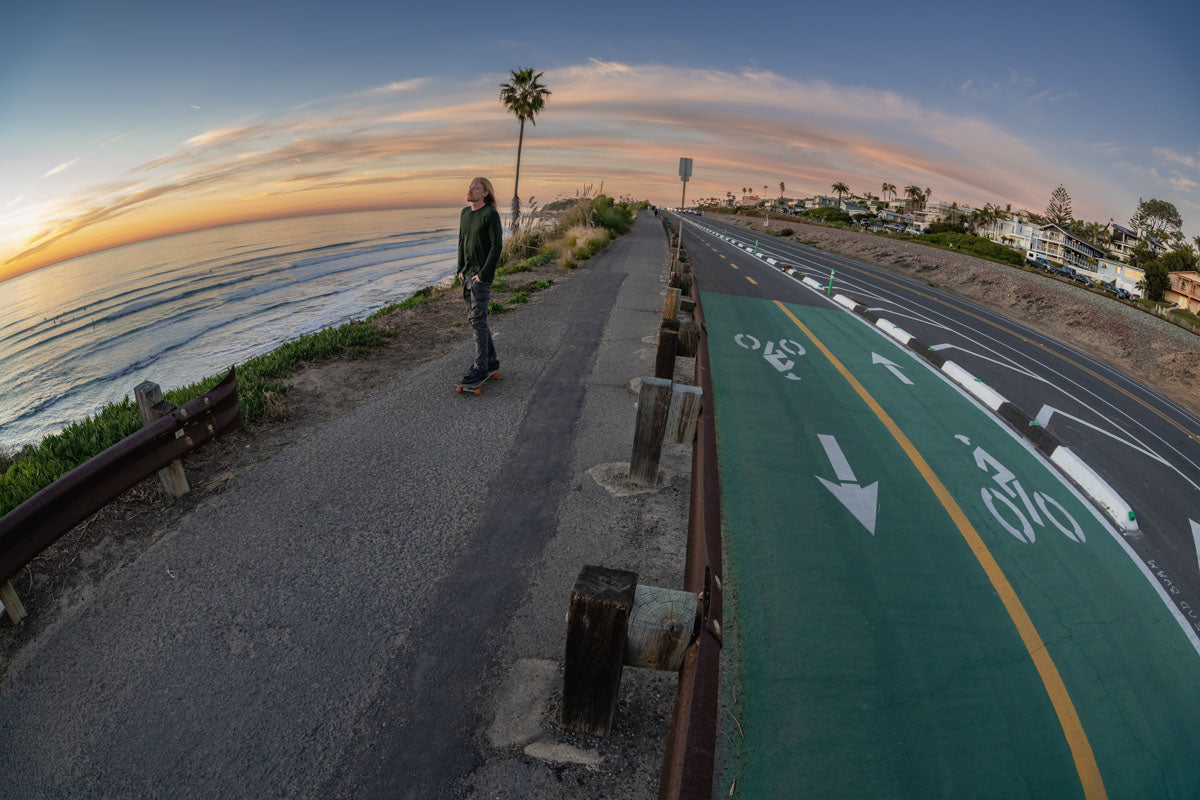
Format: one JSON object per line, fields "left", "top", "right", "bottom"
{"left": 676, "top": 322, "right": 699, "bottom": 358}
{"left": 629, "top": 377, "right": 672, "bottom": 487}
{"left": 679, "top": 297, "right": 696, "bottom": 314}
{"left": 668, "top": 271, "right": 683, "bottom": 289}
{"left": 1, "top": 579, "right": 27, "bottom": 624}
{"left": 134, "top": 381, "right": 189, "bottom": 498}
{"left": 665, "top": 384, "right": 703, "bottom": 444}
{"left": 562, "top": 565, "right": 638, "bottom": 736}
{"left": 662, "top": 287, "right": 681, "bottom": 320}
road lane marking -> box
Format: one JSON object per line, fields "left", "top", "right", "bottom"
{"left": 746, "top": 276, "right": 757, "bottom": 285}
{"left": 772, "top": 299, "right": 1107, "bottom": 800}
{"left": 871, "top": 352, "right": 914, "bottom": 385}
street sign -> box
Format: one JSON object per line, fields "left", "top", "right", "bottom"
{"left": 678, "top": 157, "right": 693, "bottom": 182}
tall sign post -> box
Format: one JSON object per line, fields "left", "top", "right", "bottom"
{"left": 673, "top": 157, "right": 692, "bottom": 272}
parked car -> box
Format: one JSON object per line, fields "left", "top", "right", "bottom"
{"left": 1071, "top": 274, "right": 1095, "bottom": 288}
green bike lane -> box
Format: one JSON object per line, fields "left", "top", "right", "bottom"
{"left": 702, "top": 290, "right": 1200, "bottom": 799}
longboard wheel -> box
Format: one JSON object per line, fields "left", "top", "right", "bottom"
{"left": 473, "top": 387, "right": 482, "bottom": 395}
{"left": 455, "top": 386, "right": 463, "bottom": 394}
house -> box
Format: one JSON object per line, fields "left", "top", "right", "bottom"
{"left": 841, "top": 200, "right": 870, "bottom": 217}
{"left": 979, "top": 216, "right": 1038, "bottom": 252}
{"left": 1105, "top": 220, "right": 1170, "bottom": 263}
{"left": 1165, "top": 271, "right": 1200, "bottom": 314}
{"left": 1029, "top": 224, "right": 1105, "bottom": 270}
{"left": 741, "top": 195, "right": 761, "bottom": 206}
{"left": 1093, "top": 257, "right": 1145, "bottom": 297}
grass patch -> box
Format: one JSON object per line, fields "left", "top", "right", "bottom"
{"left": 1168, "top": 308, "right": 1200, "bottom": 326}
{"left": 488, "top": 300, "right": 507, "bottom": 315}
{"left": 367, "top": 286, "right": 434, "bottom": 320}
{"left": 0, "top": 317, "right": 388, "bottom": 517}
{"left": 508, "top": 292, "right": 529, "bottom": 304}
{"left": 911, "top": 232, "right": 1024, "bottom": 267}
{"left": 532, "top": 280, "right": 552, "bottom": 290}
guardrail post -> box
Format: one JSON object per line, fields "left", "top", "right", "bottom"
{"left": 1, "top": 579, "right": 27, "bottom": 623}
{"left": 562, "top": 565, "right": 637, "bottom": 736}
{"left": 630, "top": 377, "right": 672, "bottom": 487}
{"left": 666, "top": 384, "right": 703, "bottom": 445}
{"left": 625, "top": 584, "right": 700, "bottom": 671}
{"left": 655, "top": 319, "right": 680, "bottom": 381}
{"left": 676, "top": 322, "right": 699, "bottom": 358}
{"left": 134, "top": 381, "right": 190, "bottom": 498}
{"left": 662, "top": 287, "right": 681, "bottom": 321}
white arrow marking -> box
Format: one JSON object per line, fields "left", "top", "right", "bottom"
{"left": 1192, "top": 519, "right": 1200, "bottom": 575}
{"left": 816, "top": 435, "right": 878, "bottom": 534}
{"left": 817, "top": 477, "right": 879, "bottom": 535}
{"left": 818, "top": 434, "right": 856, "bottom": 482}
{"left": 871, "top": 352, "right": 913, "bottom": 385}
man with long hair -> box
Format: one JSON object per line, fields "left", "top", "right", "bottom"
{"left": 457, "top": 177, "right": 503, "bottom": 386}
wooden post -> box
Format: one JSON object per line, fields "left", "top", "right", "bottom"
{"left": 665, "top": 384, "right": 703, "bottom": 444}
{"left": 134, "top": 381, "right": 189, "bottom": 498}
{"left": 668, "top": 271, "right": 682, "bottom": 289}
{"left": 662, "top": 287, "right": 681, "bottom": 321}
{"left": 679, "top": 297, "right": 696, "bottom": 314}
{"left": 562, "top": 565, "right": 638, "bottom": 736}
{"left": 676, "top": 322, "right": 699, "bottom": 358}
{"left": 629, "top": 377, "right": 672, "bottom": 487}
{"left": 624, "top": 584, "right": 700, "bottom": 671}
{"left": 654, "top": 328, "right": 679, "bottom": 381}
{"left": 1, "top": 579, "right": 27, "bottom": 624}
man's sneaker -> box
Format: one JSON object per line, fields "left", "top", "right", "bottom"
{"left": 488, "top": 360, "right": 500, "bottom": 374}
{"left": 460, "top": 369, "right": 489, "bottom": 387}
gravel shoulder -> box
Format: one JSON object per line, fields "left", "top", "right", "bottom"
{"left": 717, "top": 213, "right": 1200, "bottom": 417}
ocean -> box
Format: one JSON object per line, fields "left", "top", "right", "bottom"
{"left": 0, "top": 207, "right": 466, "bottom": 450}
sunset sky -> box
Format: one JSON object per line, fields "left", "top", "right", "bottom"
{"left": 2, "top": 0, "right": 1197, "bottom": 282}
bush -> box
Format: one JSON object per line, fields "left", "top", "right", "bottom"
{"left": 914, "top": 232, "right": 1024, "bottom": 266}
{"left": 591, "top": 194, "right": 633, "bottom": 234}
{"left": 803, "top": 207, "right": 853, "bottom": 225}
{"left": 926, "top": 221, "right": 968, "bottom": 235}
{"left": 770, "top": 227, "right": 795, "bottom": 237}
{"left": 488, "top": 300, "right": 506, "bottom": 315}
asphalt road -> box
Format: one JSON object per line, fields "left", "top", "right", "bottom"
{"left": 674, "top": 212, "right": 1200, "bottom": 798}
{"left": 679, "top": 213, "right": 1200, "bottom": 638}
{"left": 0, "top": 215, "right": 687, "bottom": 800}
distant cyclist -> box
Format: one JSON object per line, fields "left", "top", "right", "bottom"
{"left": 457, "top": 177, "right": 503, "bottom": 386}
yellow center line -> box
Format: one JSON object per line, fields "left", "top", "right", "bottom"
{"left": 772, "top": 299, "right": 1107, "bottom": 800}
{"left": 746, "top": 276, "right": 757, "bottom": 285}
{"left": 719, "top": 254, "right": 727, "bottom": 260}
{"left": 830, "top": 262, "right": 1196, "bottom": 439}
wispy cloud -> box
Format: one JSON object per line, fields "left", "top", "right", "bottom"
{"left": 43, "top": 158, "right": 79, "bottom": 178}
{"left": 4, "top": 58, "right": 1177, "bottom": 276}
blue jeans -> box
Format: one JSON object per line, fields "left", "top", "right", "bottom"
{"left": 463, "top": 278, "right": 497, "bottom": 371}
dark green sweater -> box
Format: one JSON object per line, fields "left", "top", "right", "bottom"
{"left": 457, "top": 205, "right": 503, "bottom": 284}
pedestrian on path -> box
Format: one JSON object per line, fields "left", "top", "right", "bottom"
{"left": 458, "top": 177, "right": 503, "bottom": 385}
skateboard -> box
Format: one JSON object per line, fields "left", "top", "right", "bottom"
{"left": 455, "top": 371, "right": 500, "bottom": 395}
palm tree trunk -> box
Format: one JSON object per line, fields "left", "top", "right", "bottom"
{"left": 511, "top": 119, "right": 525, "bottom": 233}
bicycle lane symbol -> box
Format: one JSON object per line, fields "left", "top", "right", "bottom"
{"left": 954, "top": 434, "right": 1085, "bottom": 545}
{"left": 734, "top": 333, "right": 806, "bottom": 381}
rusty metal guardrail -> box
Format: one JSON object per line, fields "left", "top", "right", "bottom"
{"left": 0, "top": 367, "right": 242, "bottom": 584}
{"left": 658, "top": 217, "right": 724, "bottom": 800}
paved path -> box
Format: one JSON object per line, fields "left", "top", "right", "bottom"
{"left": 679, "top": 215, "right": 1200, "bottom": 799}
{"left": 0, "top": 214, "right": 685, "bottom": 799}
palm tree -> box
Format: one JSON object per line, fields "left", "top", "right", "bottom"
{"left": 881, "top": 182, "right": 896, "bottom": 203}
{"left": 904, "top": 185, "right": 925, "bottom": 213}
{"left": 831, "top": 181, "right": 850, "bottom": 205}
{"left": 499, "top": 68, "right": 552, "bottom": 233}
{"left": 924, "top": 187, "right": 932, "bottom": 202}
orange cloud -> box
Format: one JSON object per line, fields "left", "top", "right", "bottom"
{"left": 0, "top": 59, "right": 1140, "bottom": 282}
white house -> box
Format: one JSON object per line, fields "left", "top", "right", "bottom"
{"left": 978, "top": 216, "right": 1038, "bottom": 252}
